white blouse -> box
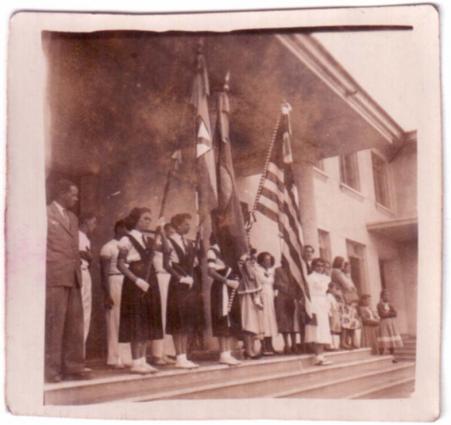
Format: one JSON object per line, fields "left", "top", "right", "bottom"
{"left": 118, "top": 229, "right": 147, "bottom": 263}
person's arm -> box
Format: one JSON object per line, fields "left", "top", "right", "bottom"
{"left": 360, "top": 307, "right": 380, "bottom": 326}
{"left": 79, "top": 249, "right": 93, "bottom": 263}
{"left": 117, "top": 248, "right": 150, "bottom": 292}
{"left": 207, "top": 266, "right": 239, "bottom": 290}
{"left": 389, "top": 304, "right": 398, "bottom": 318}
{"left": 100, "top": 256, "right": 114, "bottom": 309}
{"left": 377, "top": 302, "right": 391, "bottom": 319}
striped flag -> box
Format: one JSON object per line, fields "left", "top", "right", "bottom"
{"left": 255, "top": 103, "right": 311, "bottom": 313}
{"left": 190, "top": 42, "right": 218, "bottom": 221}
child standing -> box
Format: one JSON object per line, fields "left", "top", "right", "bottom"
{"left": 358, "top": 294, "right": 380, "bottom": 354}
{"left": 377, "top": 290, "right": 403, "bottom": 361}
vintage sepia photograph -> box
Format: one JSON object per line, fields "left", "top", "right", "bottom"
{"left": 5, "top": 5, "right": 441, "bottom": 421}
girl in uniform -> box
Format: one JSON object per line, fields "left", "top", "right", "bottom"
{"left": 207, "top": 237, "right": 242, "bottom": 365}
{"left": 117, "top": 207, "right": 163, "bottom": 374}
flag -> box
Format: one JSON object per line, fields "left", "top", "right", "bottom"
{"left": 255, "top": 103, "right": 311, "bottom": 312}
{"left": 214, "top": 75, "right": 249, "bottom": 268}
{"left": 190, "top": 42, "right": 217, "bottom": 222}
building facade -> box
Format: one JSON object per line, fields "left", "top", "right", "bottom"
{"left": 42, "top": 30, "right": 418, "bottom": 358}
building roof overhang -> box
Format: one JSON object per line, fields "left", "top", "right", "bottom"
{"left": 367, "top": 217, "right": 418, "bottom": 243}
{"left": 44, "top": 30, "right": 409, "bottom": 178}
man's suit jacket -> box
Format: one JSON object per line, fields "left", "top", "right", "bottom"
{"left": 46, "top": 202, "right": 81, "bottom": 287}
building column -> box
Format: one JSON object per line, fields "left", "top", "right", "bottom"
{"left": 293, "top": 162, "right": 319, "bottom": 253}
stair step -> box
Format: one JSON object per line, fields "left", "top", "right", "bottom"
{"left": 45, "top": 349, "right": 373, "bottom": 405}
{"left": 274, "top": 363, "right": 414, "bottom": 398}
{"left": 350, "top": 376, "right": 415, "bottom": 399}
{"left": 122, "top": 356, "right": 397, "bottom": 401}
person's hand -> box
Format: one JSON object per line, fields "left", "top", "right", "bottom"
{"left": 226, "top": 279, "right": 240, "bottom": 290}
{"left": 274, "top": 289, "right": 279, "bottom": 297}
{"left": 180, "top": 276, "right": 194, "bottom": 288}
{"left": 135, "top": 278, "right": 150, "bottom": 292}
{"left": 104, "top": 295, "right": 114, "bottom": 310}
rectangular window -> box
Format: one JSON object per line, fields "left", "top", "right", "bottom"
{"left": 346, "top": 239, "right": 367, "bottom": 295}
{"left": 372, "top": 152, "right": 391, "bottom": 208}
{"left": 318, "top": 229, "right": 331, "bottom": 262}
{"left": 340, "top": 152, "right": 360, "bottom": 191}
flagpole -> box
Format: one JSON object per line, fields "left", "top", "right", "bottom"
{"left": 246, "top": 109, "right": 284, "bottom": 233}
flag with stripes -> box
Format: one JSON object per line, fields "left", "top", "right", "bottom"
{"left": 190, "top": 42, "right": 218, "bottom": 222}
{"left": 255, "top": 103, "right": 311, "bottom": 313}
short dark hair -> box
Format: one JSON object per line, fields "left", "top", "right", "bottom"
{"left": 114, "top": 219, "right": 126, "bottom": 233}
{"left": 124, "top": 207, "right": 151, "bottom": 230}
{"left": 332, "top": 256, "right": 345, "bottom": 269}
{"left": 163, "top": 223, "right": 175, "bottom": 233}
{"left": 257, "top": 251, "right": 275, "bottom": 267}
{"left": 80, "top": 212, "right": 96, "bottom": 225}
{"left": 170, "top": 213, "right": 192, "bottom": 228}
{"left": 303, "top": 245, "right": 314, "bottom": 253}
{"left": 54, "top": 179, "right": 76, "bottom": 198}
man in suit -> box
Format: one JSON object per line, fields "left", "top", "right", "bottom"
{"left": 302, "top": 245, "right": 315, "bottom": 275}
{"left": 45, "top": 179, "right": 89, "bottom": 383}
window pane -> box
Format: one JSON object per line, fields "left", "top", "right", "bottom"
{"left": 340, "top": 153, "right": 360, "bottom": 191}
{"left": 372, "top": 152, "right": 390, "bottom": 207}
{"left": 318, "top": 229, "right": 331, "bottom": 262}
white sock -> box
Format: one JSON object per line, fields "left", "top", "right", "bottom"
{"left": 177, "top": 354, "right": 187, "bottom": 362}
{"left": 132, "top": 359, "right": 141, "bottom": 367}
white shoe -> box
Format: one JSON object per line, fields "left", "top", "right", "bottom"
{"left": 313, "top": 356, "right": 323, "bottom": 366}
{"left": 175, "top": 359, "right": 198, "bottom": 369}
{"left": 321, "top": 359, "right": 333, "bottom": 366}
{"left": 142, "top": 362, "right": 159, "bottom": 373}
{"left": 130, "top": 364, "right": 152, "bottom": 375}
{"left": 185, "top": 359, "right": 199, "bottom": 368}
{"left": 220, "top": 355, "right": 241, "bottom": 366}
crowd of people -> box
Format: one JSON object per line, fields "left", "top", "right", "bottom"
{"left": 45, "top": 179, "right": 403, "bottom": 383}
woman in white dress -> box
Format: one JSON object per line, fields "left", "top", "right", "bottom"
{"left": 305, "top": 258, "right": 333, "bottom": 365}
{"left": 256, "top": 252, "right": 279, "bottom": 355}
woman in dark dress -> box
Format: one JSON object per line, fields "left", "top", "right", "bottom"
{"left": 274, "top": 265, "right": 297, "bottom": 354}
{"left": 207, "top": 237, "right": 242, "bottom": 365}
{"left": 117, "top": 207, "right": 163, "bottom": 374}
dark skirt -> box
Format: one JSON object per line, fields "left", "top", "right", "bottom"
{"left": 211, "top": 279, "right": 241, "bottom": 338}
{"left": 274, "top": 292, "right": 296, "bottom": 333}
{"left": 119, "top": 261, "right": 163, "bottom": 343}
{"left": 166, "top": 275, "right": 202, "bottom": 335}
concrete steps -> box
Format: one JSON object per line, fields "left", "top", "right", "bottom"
{"left": 274, "top": 363, "right": 414, "bottom": 399}
{"left": 44, "top": 348, "right": 415, "bottom": 405}
{"left": 396, "top": 335, "right": 417, "bottom": 362}
{"left": 350, "top": 375, "right": 415, "bottom": 399}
